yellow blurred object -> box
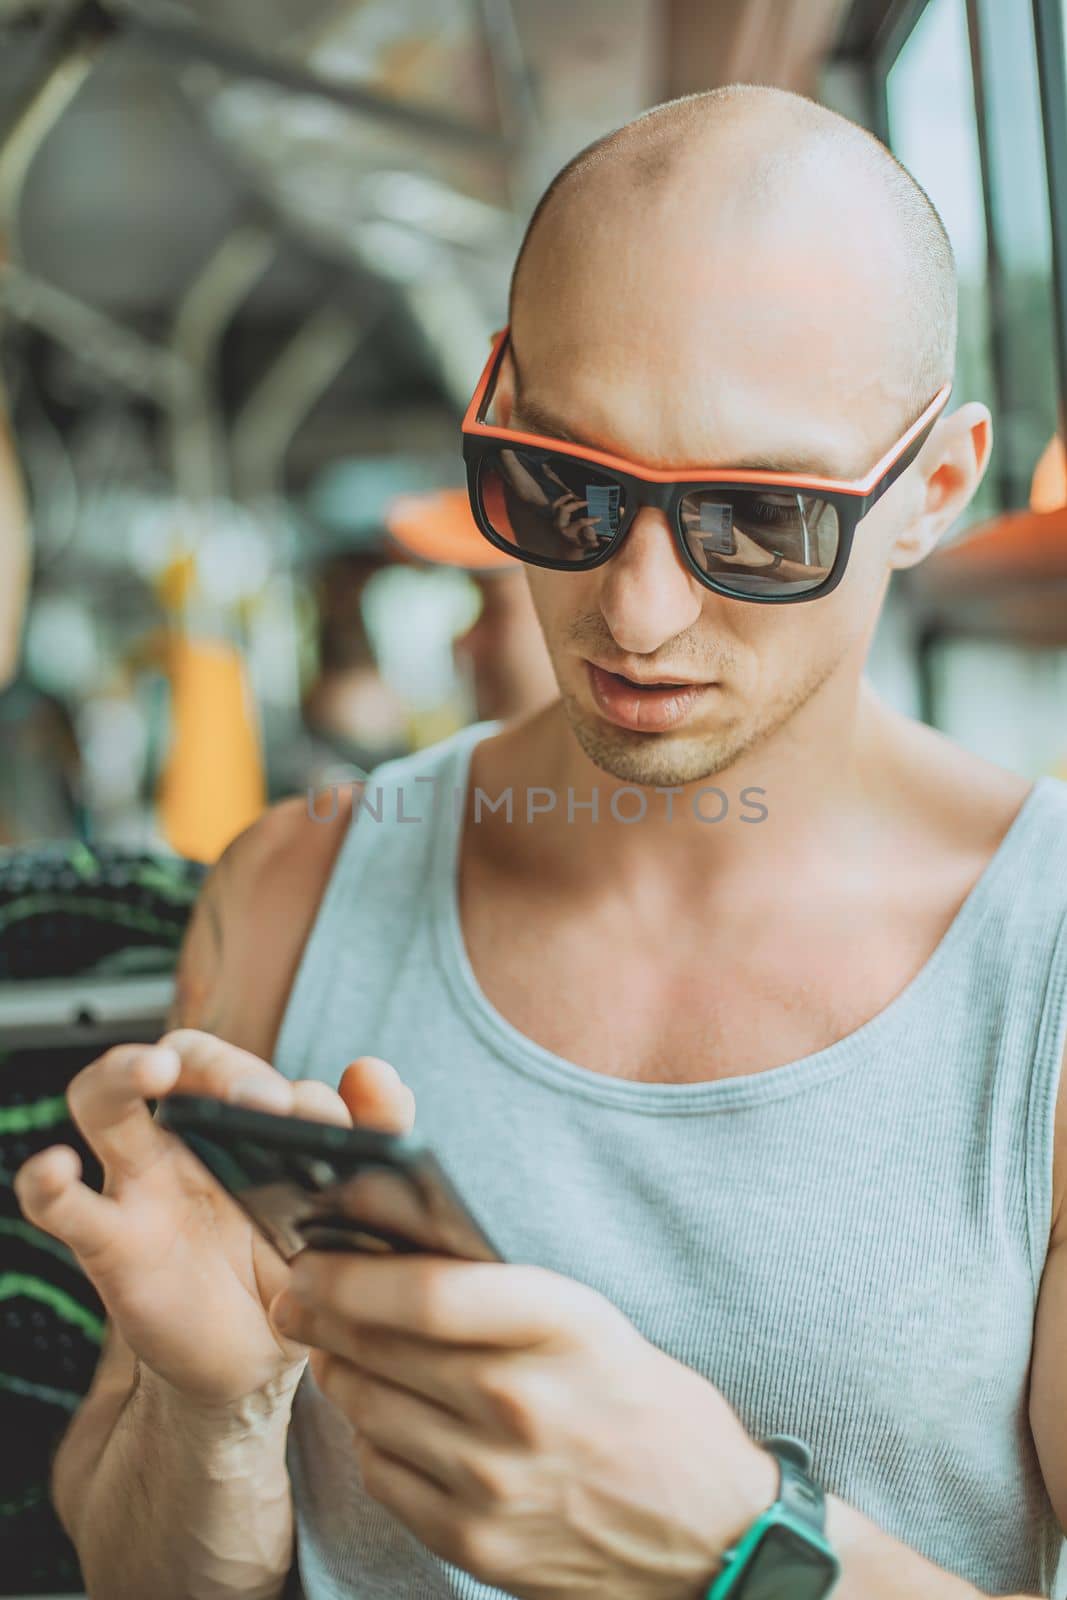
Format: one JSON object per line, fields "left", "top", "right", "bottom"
{"left": 155, "top": 550, "right": 199, "bottom": 614}
{"left": 407, "top": 701, "right": 466, "bottom": 750}
{"left": 1030, "top": 435, "right": 1067, "bottom": 513}
{"left": 157, "top": 634, "right": 267, "bottom": 863}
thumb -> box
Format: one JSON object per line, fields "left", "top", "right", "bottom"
{"left": 338, "top": 1056, "right": 416, "bottom": 1135}
{"left": 266, "top": 1288, "right": 310, "bottom": 1360}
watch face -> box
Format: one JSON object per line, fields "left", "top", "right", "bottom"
{"left": 737, "top": 1523, "right": 838, "bottom": 1599}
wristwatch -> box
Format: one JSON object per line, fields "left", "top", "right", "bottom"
{"left": 705, "top": 1435, "right": 841, "bottom": 1598}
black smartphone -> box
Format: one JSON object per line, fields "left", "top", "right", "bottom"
{"left": 157, "top": 1094, "right": 502, "bottom": 1263}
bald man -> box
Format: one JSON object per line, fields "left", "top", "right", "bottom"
{"left": 18, "top": 87, "right": 1067, "bottom": 1600}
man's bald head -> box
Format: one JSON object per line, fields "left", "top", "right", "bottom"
{"left": 507, "top": 85, "right": 956, "bottom": 462}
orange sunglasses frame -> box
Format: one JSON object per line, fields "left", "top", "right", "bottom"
{"left": 461, "top": 326, "right": 954, "bottom": 603}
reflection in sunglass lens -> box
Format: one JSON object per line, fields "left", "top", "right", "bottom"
{"left": 680, "top": 491, "right": 839, "bottom": 597}
{"left": 479, "top": 449, "right": 626, "bottom": 563}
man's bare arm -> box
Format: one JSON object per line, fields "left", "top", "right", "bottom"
{"left": 163, "top": 792, "right": 356, "bottom": 1059}
{"left": 823, "top": 1487, "right": 1049, "bottom": 1599}
{"left": 56, "top": 1325, "right": 301, "bottom": 1600}
{"left": 51, "top": 1321, "right": 139, "bottom": 1544}
{"left": 48, "top": 794, "right": 355, "bottom": 1598}
{"left": 168, "top": 867, "right": 228, "bottom": 1034}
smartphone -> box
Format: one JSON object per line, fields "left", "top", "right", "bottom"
{"left": 157, "top": 1094, "right": 502, "bottom": 1263}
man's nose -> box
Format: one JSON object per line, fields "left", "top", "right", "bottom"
{"left": 595, "top": 507, "right": 704, "bottom": 654}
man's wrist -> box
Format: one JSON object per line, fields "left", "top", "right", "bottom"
{"left": 133, "top": 1357, "right": 308, "bottom": 1462}
{"left": 689, "top": 1439, "right": 779, "bottom": 1597}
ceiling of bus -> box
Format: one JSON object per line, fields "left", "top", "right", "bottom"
{"left": 0, "top": 0, "right": 848, "bottom": 507}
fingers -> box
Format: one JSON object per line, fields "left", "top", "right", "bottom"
{"left": 13, "top": 1144, "right": 121, "bottom": 1264}
{"left": 66, "top": 1030, "right": 414, "bottom": 1196}
{"left": 310, "top": 1357, "right": 463, "bottom": 1496}
{"left": 66, "top": 1043, "right": 183, "bottom": 1179}
{"left": 338, "top": 1057, "right": 416, "bottom": 1135}
{"left": 158, "top": 1028, "right": 296, "bottom": 1105}
{"left": 268, "top": 1300, "right": 474, "bottom": 1421}
{"left": 319, "top": 1403, "right": 456, "bottom": 1550}
{"left": 290, "top": 1078, "right": 353, "bottom": 1128}
{"left": 66, "top": 1030, "right": 298, "bottom": 1179}
{"left": 288, "top": 1255, "right": 565, "bottom": 1347}
{"left": 161, "top": 1036, "right": 414, "bottom": 1139}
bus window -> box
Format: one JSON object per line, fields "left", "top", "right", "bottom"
{"left": 886, "top": 0, "right": 997, "bottom": 527}
{"left": 973, "top": 0, "right": 1059, "bottom": 510}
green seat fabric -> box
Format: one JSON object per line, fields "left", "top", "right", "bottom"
{"left": 0, "top": 843, "right": 205, "bottom": 1594}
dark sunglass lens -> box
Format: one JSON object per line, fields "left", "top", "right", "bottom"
{"left": 679, "top": 490, "right": 840, "bottom": 597}
{"left": 479, "top": 449, "right": 625, "bottom": 564}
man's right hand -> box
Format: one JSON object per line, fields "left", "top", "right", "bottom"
{"left": 12, "top": 1028, "right": 416, "bottom": 1409}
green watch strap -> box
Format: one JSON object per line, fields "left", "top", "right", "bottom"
{"left": 705, "top": 1434, "right": 840, "bottom": 1599}
{"left": 761, "top": 1434, "right": 827, "bottom": 1534}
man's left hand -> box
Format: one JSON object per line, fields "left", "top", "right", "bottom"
{"left": 271, "top": 1254, "right": 775, "bottom": 1599}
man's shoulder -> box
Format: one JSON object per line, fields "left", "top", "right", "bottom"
{"left": 185, "top": 722, "right": 501, "bottom": 1054}
{"left": 173, "top": 790, "right": 358, "bottom": 1057}
{"left": 223, "top": 788, "right": 359, "bottom": 922}
{"left": 230, "top": 721, "right": 503, "bottom": 908}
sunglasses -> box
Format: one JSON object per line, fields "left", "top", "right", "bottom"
{"left": 462, "top": 327, "right": 952, "bottom": 604}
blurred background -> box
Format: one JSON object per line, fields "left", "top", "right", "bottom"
{"left": 0, "top": 0, "right": 1065, "bottom": 861}
{"left": 3, "top": 6, "right": 1067, "bottom": 1594}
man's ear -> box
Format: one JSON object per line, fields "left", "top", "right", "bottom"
{"left": 888, "top": 401, "right": 992, "bottom": 570}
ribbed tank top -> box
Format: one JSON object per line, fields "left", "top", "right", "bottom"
{"left": 274, "top": 719, "right": 1067, "bottom": 1600}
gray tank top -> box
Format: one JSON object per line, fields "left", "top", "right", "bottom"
{"left": 274, "top": 719, "right": 1067, "bottom": 1599}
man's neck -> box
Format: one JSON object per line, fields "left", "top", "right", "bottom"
{"left": 471, "top": 677, "right": 910, "bottom": 909}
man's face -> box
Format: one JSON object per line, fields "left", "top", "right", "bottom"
{"left": 506, "top": 146, "right": 930, "bottom": 788}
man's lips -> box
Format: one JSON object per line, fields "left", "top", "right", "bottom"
{"left": 584, "top": 661, "right": 717, "bottom": 732}
{"left": 586, "top": 660, "right": 711, "bottom": 688}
